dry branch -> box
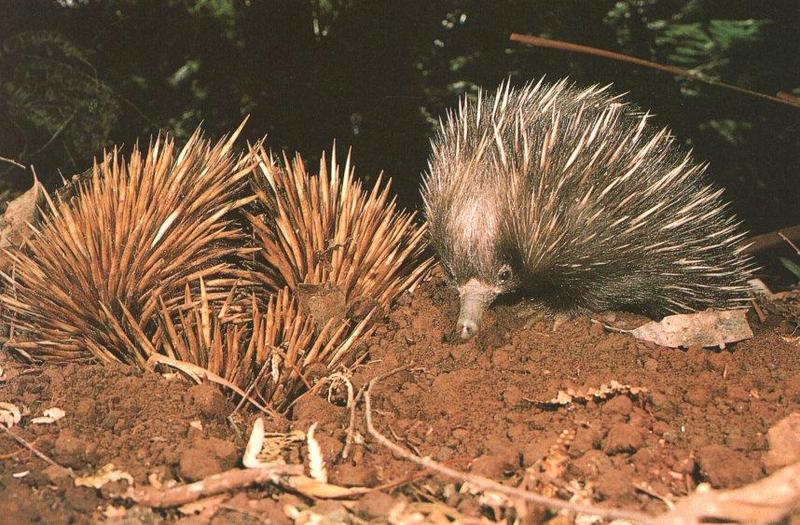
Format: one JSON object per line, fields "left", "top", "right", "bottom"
{"left": 509, "top": 33, "right": 799, "bottom": 109}
{"left": 127, "top": 465, "right": 302, "bottom": 508}
{"left": 365, "top": 377, "right": 800, "bottom": 524}
{"left": 363, "top": 378, "right": 655, "bottom": 524}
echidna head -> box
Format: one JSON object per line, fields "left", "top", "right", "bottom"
{"left": 429, "top": 189, "right": 522, "bottom": 340}
{"left": 447, "top": 257, "right": 519, "bottom": 340}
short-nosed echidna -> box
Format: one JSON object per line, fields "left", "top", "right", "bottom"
{"left": 0, "top": 126, "right": 254, "bottom": 364}
{"left": 422, "top": 79, "right": 755, "bottom": 340}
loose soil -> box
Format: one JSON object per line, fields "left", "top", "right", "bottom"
{"left": 1, "top": 270, "right": 799, "bottom": 524}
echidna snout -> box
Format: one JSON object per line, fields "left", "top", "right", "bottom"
{"left": 423, "top": 79, "right": 755, "bottom": 340}
{"left": 456, "top": 278, "right": 503, "bottom": 340}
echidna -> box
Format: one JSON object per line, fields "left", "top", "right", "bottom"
{"left": 0, "top": 124, "right": 255, "bottom": 364}
{"left": 422, "top": 79, "right": 755, "bottom": 340}
{"left": 246, "top": 146, "right": 432, "bottom": 319}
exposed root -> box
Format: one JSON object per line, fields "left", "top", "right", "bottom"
{"left": 127, "top": 465, "right": 303, "bottom": 508}
{"left": 363, "top": 377, "right": 655, "bottom": 524}
{"left": 0, "top": 425, "right": 72, "bottom": 476}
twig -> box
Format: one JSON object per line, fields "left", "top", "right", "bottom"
{"left": 778, "top": 232, "right": 800, "bottom": 257}
{"left": 364, "top": 378, "right": 655, "bottom": 524}
{"left": 509, "top": 33, "right": 800, "bottom": 109}
{"left": 146, "top": 354, "right": 281, "bottom": 420}
{"left": 751, "top": 299, "right": 766, "bottom": 323}
{"left": 229, "top": 347, "right": 277, "bottom": 420}
{"left": 742, "top": 225, "right": 800, "bottom": 255}
{"left": 343, "top": 365, "right": 414, "bottom": 460}
{"left": 0, "top": 156, "right": 26, "bottom": 170}
{"left": 0, "top": 425, "right": 73, "bottom": 476}
{"left": 342, "top": 388, "right": 363, "bottom": 460}
{"left": 127, "top": 465, "right": 303, "bottom": 508}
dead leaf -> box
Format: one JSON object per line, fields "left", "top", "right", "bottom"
{"left": 284, "top": 474, "right": 368, "bottom": 498}
{"left": 0, "top": 402, "right": 21, "bottom": 428}
{"left": 103, "top": 505, "right": 128, "bottom": 519}
{"left": 763, "top": 412, "right": 800, "bottom": 472}
{"left": 0, "top": 175, "right": 45, "bottom": 251}
{"left": 31, "top": 407, "right": 66, "bottom": 424}
{"left": 655, "top": 462, "right": 800, "bottom": 524}
{"left": 540, "top": 380, "right": 648, "bottom": 406}
{"left": 242, "top": 417, "right": 266, "bottom": 469}
{"left": 75, "top": 463, "right": 134, "bottom": 489}
{"left": 630, "top": 309, "right": 752, "bottom": 348}
{"left": 306, "top": 422, "right": 328, "bottom": 483}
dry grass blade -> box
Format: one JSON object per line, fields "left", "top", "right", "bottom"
{"left": 245, "top": 145, "right": 432, "bottom": 318}
{"left": 0, "top": 122, "right": 255, "bottom": 363}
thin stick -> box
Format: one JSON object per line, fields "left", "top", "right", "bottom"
{"left": 128, "top": 465, "right": 303, "bottom": 508}
{"left": 146, "top": 354, "right": 281, "bottom": 420}
{"left": 364, "top": 378, "right": 655, "bottom": 524}
{"left": 778, "top": 232, "right": 800, "bottom": 257}
{"left": 0, "top": 425, "right": 73, "bottom": 476}
{"left": 744, "top": 225, "right": 800, "bottom": 254}
{"left": 230, "top": 349, "right": 275, "bottom": 420}
{"left": 0, "top": 156, "right": 26, "bottom": 170}
{"left": 342, "top": 388, "right": 363, "bottom": 461}
{"left": 344, "top": 365, "right": 412, "bottom": 460}
{"left": 509, "top": 33, "right": 799, "bottom": 109}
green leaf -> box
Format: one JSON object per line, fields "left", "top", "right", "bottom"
{"left": 779, "top": 257, "right": 800, "bottom": 281}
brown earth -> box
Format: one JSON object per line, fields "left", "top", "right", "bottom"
{"left": 1, "top": 269, "right": 799, "bottom": 524}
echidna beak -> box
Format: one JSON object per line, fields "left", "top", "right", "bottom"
{"left": 456, "top": 279, "right": 498, "bottom": 341}
{"left": 457, "top": 318, "right": 479, "bottom": 340}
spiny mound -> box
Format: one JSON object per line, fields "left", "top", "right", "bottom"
{"left": 156, "top": 281, "right": 372, "bottom": 412}
{"left": 423, "top": 79, "right": 755, "bottom": 337}
{"left": 1, "top": 125, "right": 254, "bottom": 364}
{"left": 246, "top": 146, "right": 432, "bottom": 318}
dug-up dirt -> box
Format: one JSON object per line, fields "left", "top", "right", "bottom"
{"left": 1, "top": 269, "right": 799, "bottom": 524}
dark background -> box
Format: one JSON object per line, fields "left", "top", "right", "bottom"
{"left": 1, "top": 0, "right": 798, "bottom": 236}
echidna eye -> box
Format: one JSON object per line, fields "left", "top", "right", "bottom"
{"left": 498, "top": 266, "right": 512, "bottom": 283}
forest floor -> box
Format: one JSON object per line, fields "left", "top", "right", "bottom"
{"left": 1, "top": 270, "right": 799, "bottom": 524}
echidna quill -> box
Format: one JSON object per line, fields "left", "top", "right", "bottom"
{"left": 0, "top": 124, "right": 254, "bottom": 364}
{"left": 246, "top": 146, "right": 432, "bottom": 317}
{"left": 422, "top": 79, "right": 755, "bottom": 340}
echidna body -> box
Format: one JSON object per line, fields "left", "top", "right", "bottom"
{"left": 0, "top": 125, "right": 254, "bottom": 364}
{"left": 422, "top": 79, "right": 755, "bottom": 339}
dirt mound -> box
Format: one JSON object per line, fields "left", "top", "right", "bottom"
{"left": 1, "top": 271, "right": 799, "bottom": 523}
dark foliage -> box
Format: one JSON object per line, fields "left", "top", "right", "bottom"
{"left": 1, "top": 0, "right": 798, "bottom": 233}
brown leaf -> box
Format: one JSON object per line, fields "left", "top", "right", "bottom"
{"left": 630, "top": 309, "right": 752, "bottom": 348}
{"left": 656, "top": 462, "right": 800, "bottom": 524}
{"left": 539, "top": 379, "right": 648, "bottom": 406}
{"left": 0, "top": 175, "right": 45, "bottom": 250}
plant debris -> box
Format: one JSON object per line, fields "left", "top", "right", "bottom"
{"left": 629, "top": 309, "right": 753, "bottom": 348}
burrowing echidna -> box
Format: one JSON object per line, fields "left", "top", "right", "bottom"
{"left": 246, "top": 146, "right": 433, "bottom": 316}
{"left": 422, "top": 79, "right": 755, "bottom": 340}
{"left": 0, "top": 125, "right": 254, "bottom": 364}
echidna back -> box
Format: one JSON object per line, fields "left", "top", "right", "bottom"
{"left": 423, "top": 79, "right": 754, "bottom": 316}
